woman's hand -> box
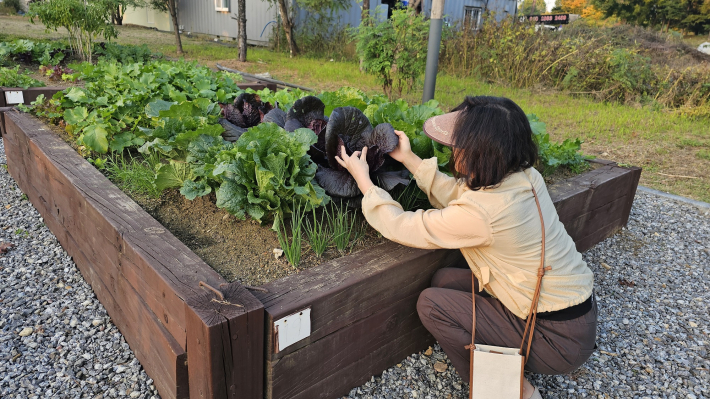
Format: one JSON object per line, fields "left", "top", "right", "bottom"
{"left": 388, "top": 130, "right": 412, "bottom": 163}
{"left": 389, "top": 130, "right": 423, "bottom": 173}
{"left": 335, "top": 146, "right": 374, "bottom": 193}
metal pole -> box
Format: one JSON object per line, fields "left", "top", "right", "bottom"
{"left": 422, "top": 0, "right": 445, "bottom": 103}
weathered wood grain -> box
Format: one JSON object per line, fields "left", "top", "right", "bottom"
{"left": 6, "top": 111, "right": 227, "bottom": 345}
{"left": 549, "top": 163, "right": 641, "bottom": 251}
{"left": 270, "top": 292, "right": 431, "bottom": 399}
{"left": 185, "top": 282, "right": 264, "bottom": 399}
{"left": 3, "top": 111, "right": 264, "bottom": 399}
{"left": 255, "top": 245, "right": 463, "bottom": 399}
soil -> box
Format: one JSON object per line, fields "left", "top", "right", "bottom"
{"left": 125, "top": 190, "right": 386, "bottom": 286}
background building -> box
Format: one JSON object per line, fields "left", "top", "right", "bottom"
{"left": 122, "top": 0, "right": 519, "bottom": 46}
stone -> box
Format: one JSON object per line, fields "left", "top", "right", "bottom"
{"left": 18, "top": 327, "right": 33, "bottom": 337}
{"left": 433, "top": 362, "right": 447, "bottom": 373}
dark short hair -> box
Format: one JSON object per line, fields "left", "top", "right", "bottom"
{"left": 450, "top": 96, "right": 538, "bottom": 191}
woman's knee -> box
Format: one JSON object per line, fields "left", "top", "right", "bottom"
{"left": 417, "top": 288, "right": 437, "bottom": 321}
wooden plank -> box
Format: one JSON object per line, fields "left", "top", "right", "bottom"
{"left": 61, "top": 231, "right": 189, "bottom": 399}
{"left": 256, "top": 245, "right": 462, "bottom": 399}
{"left": 5, "top": 110, "right": 266, "bottom": 399}
{"left": 4, "top": 118, "right": 189, "bottom": 399}
{"left": 5, "top": 110, "right": 227, "bottom": 348}
{"left": 185, "top": 283, "right": 264, "bottom": 399}
{"left": 549, "top": 165, "right": 641, "bottom": 244}
{"left": 3, "top": 111, "right": 221, "bottom": 398}
{"left": 256, "top": 243, "right": 462, "bottom": 360}
{"left": 270, "top": 292, "right": 432, "bottom": 399}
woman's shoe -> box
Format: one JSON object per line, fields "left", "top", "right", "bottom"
{"left": 529, "top": 386, "right": 543, "bottom": 399}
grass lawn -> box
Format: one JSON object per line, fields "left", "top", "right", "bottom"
{"left": 2, "top": 14, "right": 709, "bottom": 203}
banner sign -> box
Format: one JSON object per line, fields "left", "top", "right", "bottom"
{"left": 520, "top": 14, "right": 571, "bottom": 24}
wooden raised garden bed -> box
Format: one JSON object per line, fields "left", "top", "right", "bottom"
{"left": 1, "top": 109, "right": 641, "bottom": 399}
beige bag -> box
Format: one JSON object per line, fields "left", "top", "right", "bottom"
{"left": 466, "top": 185, "right": 550, "bottom": 399}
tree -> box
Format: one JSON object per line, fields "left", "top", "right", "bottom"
{"left": 112, "top": 0, "right": 144, "bottom": 25}
{"left": 354, "top": 7, "right": 429, "bottom": 99}
{"left": 149, "top": 0, "right": 183, "bottom": 55}
{"left": 361, "top": 0, "right": 370, "bottom": 22}
{"left": 263, "top": 0, "right": 350, "bottom": 58}
{"left": 519, "top": 0, "right": 543, "bottom": 15}
{"left": 556, "top": 0, "right": 587, "bottom": 14}
{"left": 592, "top": 0, "right": 710, "bottom": 33}
{"left": 231, "top": 0, "right": 247, "bottom": 61}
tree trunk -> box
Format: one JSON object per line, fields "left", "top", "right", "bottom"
{"left": 276, "top": 0, "right": 299, "bottom": 57}
{"left": 409, "top": 0, "right": 422, "bottom": 14}
{"left": 361, "top": 0, "right": 370, "bottom": 22}
{"left": 168, "top": 0, "right": 183, "bottom": 55}
{"left": 238, "top": 0, "right": 247, "bottom": 62}
{"left": 114, "top": 5, "right": 123, "bottom": 25}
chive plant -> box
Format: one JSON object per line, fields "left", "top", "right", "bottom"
{"left": 329, "top": 203, "right": 361, "bottom": 254}
{"left": 276, "top": 204, "right": 307, "bottom": 267}
{"left": 305, "top": 207, "right": 332, "bottom": 257}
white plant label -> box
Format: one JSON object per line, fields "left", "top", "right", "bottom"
{"left": 274, "top": 307, "right": 311, "bottom": 352}
{"left": 5, "top": 91, "right": 24, "bottom": 105}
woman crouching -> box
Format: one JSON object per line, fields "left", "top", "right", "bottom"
{"left": 335, "top": 96, "right": 597, "bottom": 398}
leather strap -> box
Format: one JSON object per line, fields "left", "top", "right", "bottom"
{"left": 466, "top": 184, "right": 549, "bottom": 399}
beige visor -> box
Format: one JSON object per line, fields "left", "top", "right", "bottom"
{"left": 423, "top": 111, "right": 461, "bottom": 146}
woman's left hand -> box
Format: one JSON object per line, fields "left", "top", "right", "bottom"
{"left": 335, "top": 146, "right": 374, "bottom": 193}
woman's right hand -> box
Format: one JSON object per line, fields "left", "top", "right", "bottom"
{"left": 388, "top": 130, "right": 413, "bottom": 163}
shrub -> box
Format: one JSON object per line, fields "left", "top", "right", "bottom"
{"left": 353, "top": 7, "right": 429, "bottom": 99}
{"left": 439, "top": 17, "right": 710, "bottom": 116}
{"left": 28, "top": 0, "right": 119, "bottom": 62}
{"left": 0, "top": 0, "right": 23, "bottom": 14}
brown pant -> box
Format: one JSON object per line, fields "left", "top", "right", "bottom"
{"left": 417, "top": 267, "right": 597, "bottom": 379}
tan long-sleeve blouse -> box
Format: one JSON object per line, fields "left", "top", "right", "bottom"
{"left": 361, "top": 157, "right": 594, "bottom": 319}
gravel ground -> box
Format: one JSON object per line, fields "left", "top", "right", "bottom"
{"left": 0, "top": 140, "right": 160, "bottom": 398}
{"left": 1, "top": 136, "right": 709, "bottom": 398}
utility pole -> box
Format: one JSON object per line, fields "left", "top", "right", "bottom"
{"left": 422, "top": 0, "right": 445, "bottom": 103}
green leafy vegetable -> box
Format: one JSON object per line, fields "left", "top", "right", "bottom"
{"left": 213, "top": 123, "right": 329, "bottom": 228}
{"left": 527, "top": 114, "right": 591, "bottom": 176}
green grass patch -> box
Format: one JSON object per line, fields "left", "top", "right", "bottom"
{"left": 697, "top": 149, "right": 710, "bottom": 161}
{"left": 102, "top": 153, "right": 161, "bottom": 199}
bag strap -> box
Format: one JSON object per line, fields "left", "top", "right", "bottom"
{"left": 518, "top": 185, "right": 550, "bottom": 360}
{"left": 466, "top": 184, "right": 549, "bottom": 399}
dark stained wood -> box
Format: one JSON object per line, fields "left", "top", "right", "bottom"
{"left": 2, "top": 110, "right": 263, "bottom": 399}
{"left": 6, "top": 111, "right": 227, "bottom": 347}
{"left": 256, "top": 244, "right": 462, "bottom": 360}
{"left": 185, "top": 282, "right": 264, "bottom": 399}
{"left": 3, "top": 113, "right": 190, "bottom": 398}
{"left": 549, "top": 163, "right": 641, "bottom": 252}
{"left": 255, "top": 245, "right": 463, "bottom": 398}
{"left": 271, "top": 292, "right": 432, "bottom": 399}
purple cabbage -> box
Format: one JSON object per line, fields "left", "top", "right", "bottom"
{"left": 284, "top": 96, "right": 330, "bottom": 165}
{"left": 220, "top": 93, "right": 273, "bottom": 129}
{"left": 315, "top": 106, "right": 409, "bottom": 198}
